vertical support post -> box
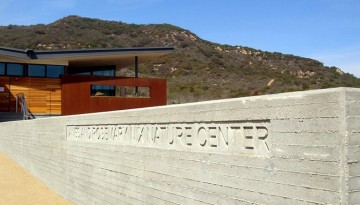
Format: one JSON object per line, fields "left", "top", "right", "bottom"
{"left": 135, "top": 56, "right": 139, "bottom": 95}
{"left": 135, "top": 56, "right": 139, "bottom": 78}
{"left": 15, "top": 95, "right": 18, "bottom": 113}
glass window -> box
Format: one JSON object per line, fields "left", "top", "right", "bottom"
{"left": 91, "top": 85, "right": 115, "bottom": 96}
{"left": 46, "top": 65, "right": 64, "bottom": 78}
{"left": 28, "top": 64, "right": 46, "bottom": 77}
{"left": 7, "top": 63, "right": 24, "bottom": 76}
{"left": 0, "top": 63, "right": 5, "bottom": 75}
{"left": 91, "top": 85, "right": 150, "bottom": 97}
{"left": 69, "top": 65, "right": 115, "bottom": 76}
{"left": 93, "top": 69, "right": 115, "bottom": 76}
{"left": 77, "top": 72, "right": 91, "bottom": 76}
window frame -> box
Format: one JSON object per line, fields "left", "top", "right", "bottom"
{"left": 46, "top": 65, "right": 64, "bottom": 78}
{"left": 28, "top": 64, "right": 46, "bottom": 77}
{"left": 6, "top": 63, "right": 25, "bottom": 76}
{"left": 0, "top": 63, "right": 5, "bottom": 76}
{"left": 0, "top": 62, "right": 65, "bottom": 79}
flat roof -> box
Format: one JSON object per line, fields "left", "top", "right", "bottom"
{"left": 0, "top": 46, "right": 175, "bottom": 66}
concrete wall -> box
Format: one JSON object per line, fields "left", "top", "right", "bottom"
{"left": 0, "top": 87, "right": 358, "bottom": 204}
{"left": 345, "top": 90, "right": 360, "bottom": 203}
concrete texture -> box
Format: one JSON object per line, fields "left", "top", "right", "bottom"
{"left": 0, "top": 87, "right": 359, "bottom": 204}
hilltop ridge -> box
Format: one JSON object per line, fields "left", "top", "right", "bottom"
{"left": 1, "top": 15, "right": 359, "bottom": 103}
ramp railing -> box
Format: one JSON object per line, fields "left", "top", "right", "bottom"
{"left": 15, "top": 93, "right": 35, "bottom": 120}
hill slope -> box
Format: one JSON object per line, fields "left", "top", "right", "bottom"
{"left": 1, "top": 15, "right": 359, "bottom": 103}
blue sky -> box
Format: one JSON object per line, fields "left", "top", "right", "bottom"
{"left": 0, "top": 0, "right": 359, "bottom": 77}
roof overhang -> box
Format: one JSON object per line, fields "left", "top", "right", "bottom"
{"left": 0, "top": 46, "right": 175, "bottom": 67}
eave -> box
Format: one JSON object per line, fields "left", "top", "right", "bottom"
{"left": 0, "top": 46, "right": 175, "bottom": 66}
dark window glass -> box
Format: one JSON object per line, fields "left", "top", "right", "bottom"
{"left": 0, "top": 63, "right": 5, "bottom": 75}
{"left": 77, "top": 72, "right": 91, "bottom": 76}
{"left": 28, "top": 64, "right": 46, "bottom": 77}
{"left": 69, "top": 65, "right": 115, "bottom": 76}
{"left": 91, "top": 85, "right": 115, "bottom": 96}
{"left": 91, "top": 85, "right": 150, "bottom": 97}
{"left": 7, "top": 63, "right": 24, "bottom": 76}
{"left": 46, "top": 65, "right": 64, "bottom": 78}
{"left": 93, "top": 69, "right": 115, "bottom": 76}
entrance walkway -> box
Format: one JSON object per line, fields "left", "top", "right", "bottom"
{"left": 0, "top": 152, "right": 72, "bottom": 205}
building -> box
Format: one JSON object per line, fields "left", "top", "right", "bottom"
{"left": 0, "top": 46, "right": 174, "bottom": 118}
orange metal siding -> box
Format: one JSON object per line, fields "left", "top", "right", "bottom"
{"left": 61, "top": 75, "right": 167, "bottom": 115}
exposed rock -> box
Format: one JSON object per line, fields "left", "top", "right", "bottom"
{"left": 215, "top": 46, "right": 222, "bottom": 52}
{"left": 336, "top": 68, "right": 344, "bottom": 75}
{"left": 267, "top": 79, "right": 275, "bottom": 87}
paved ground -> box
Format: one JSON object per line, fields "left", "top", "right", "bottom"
{"left": 0, "top": 152, "right": 72, "bottom": 205}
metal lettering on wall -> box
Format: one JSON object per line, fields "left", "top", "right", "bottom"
{"left": 67, "top": 121, "right": 271, "bottom": 156}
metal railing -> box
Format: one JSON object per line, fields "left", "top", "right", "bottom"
{"left": 15, "top": 93, "right": 34, "bottom": 120}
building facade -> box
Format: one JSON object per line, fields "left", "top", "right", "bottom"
{"left": 0, "top": 46, "right": 174, "bottom": 116}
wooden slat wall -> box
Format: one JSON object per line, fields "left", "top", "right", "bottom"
{"left": 46, "top": 79, "right": 62, "bottom": 114}
{"left": 29, "top": 78, "right": 47, "bottom": 114}
{"left": 0, "top": 77, "right": 10, "bottom": 112}
{"left": 9, "top": 78, "right": 30, "bottom": 112}
{"left": 5, "top": 77, "right": 61, "bottom": 115}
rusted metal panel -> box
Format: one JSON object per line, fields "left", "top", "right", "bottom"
{"left": 61, "top": 75, "right": 167, "bottom": 115}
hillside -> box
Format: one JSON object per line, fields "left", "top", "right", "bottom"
{"left": 1, "top": 15, "right": 359, "bottom": 103}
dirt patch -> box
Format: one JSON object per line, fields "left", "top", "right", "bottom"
{"left": 0, "top": 152, "right": 72, "bottom": 205}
